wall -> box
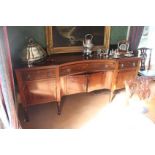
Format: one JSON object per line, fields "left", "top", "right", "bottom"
{"left": 7, "top": 26, "right": 46, "bottom": 68}
{"left": 110, "top": 26, "right": 128, "bottom": 44}
{"left": 7, "top": 26, "right": 128, "bottom": 68}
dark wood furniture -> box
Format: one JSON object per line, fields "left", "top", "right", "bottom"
{"left": 125, "top": 76, "right": 151, "bottom": 100}
{"left": 138, "top": 47, "right": 152, "bottom": 71}
{"left": 15, "top": 53, "right": 141, "bottom": 120}
{"left": 138, "top": 48, "right": 155, "bottom": 79}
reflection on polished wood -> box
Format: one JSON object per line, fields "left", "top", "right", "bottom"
{"left": 15, "top": 53, "right": 141, "bottom": 119}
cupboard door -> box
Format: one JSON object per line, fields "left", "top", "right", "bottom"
{"left": 116, "top": 70, "right": 137, "bottom": 89}
{"left": 25, "top": 78, "right": 56, "bottom": 105}
{"left": 66, "top": 74, "right": 87, "bottom": 95}
{"left": 87, "top": 72, "right": 104, "bottom": 92}
{"left": 87, "top": 71, "right": 113, "bottom": 92}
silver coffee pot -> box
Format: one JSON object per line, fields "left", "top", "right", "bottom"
{"left": 83, "top": 34, "right": 93, "bottom": 56}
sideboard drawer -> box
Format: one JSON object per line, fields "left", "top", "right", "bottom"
{"left": 60, "top": 63, "right": 87, "bottom": 76}
{"left": 119, "top": 60, "right": 138, "bottom": 70}
{"left": 87, "top": 62, "right": 116, "bottom": 71}
{"left": 60, "top": 62, "right": 116, "bottom": 76}
{"left": 22, "top": 69, "right": 56, "bottom": 81}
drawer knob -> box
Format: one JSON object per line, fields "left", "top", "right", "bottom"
{"left": 121, "top": 64, "right": 124, "bottom": 68}
{"left": 132, "top": 62, "right": 136, "bottom": 67}
{"left": 47, "top": 72, "right": 51, "bottom": 77}
{"left": 27, "top": 74, "right": 31, "bottom": 80}
{"left": 105, "top": 64, "right": 108, "bottom": 68}
{"left": 67, "top": 68, "right": 71, "bottom": 73}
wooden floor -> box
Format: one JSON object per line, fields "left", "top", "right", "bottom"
{"left": 19, "top": 81, "right": 155, "bottom": 129}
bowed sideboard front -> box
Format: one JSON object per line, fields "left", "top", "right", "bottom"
{"left": 15, "top": 57, "right": 140, "bottom": 120}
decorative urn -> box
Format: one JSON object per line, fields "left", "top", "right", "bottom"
{"left": 21, "top": 39, "right": 47, "bottom": 67}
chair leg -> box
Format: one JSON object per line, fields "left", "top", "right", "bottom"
{"left": 57, "top": 102, "right": 61, "bottom": 115}
{"left": 23, "top": 107, "right": 29, "bottom": 122}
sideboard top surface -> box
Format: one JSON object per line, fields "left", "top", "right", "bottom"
{"left": 15, "top": 52, "right": 141, "bottom": 70}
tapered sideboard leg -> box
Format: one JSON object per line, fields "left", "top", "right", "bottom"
{"left": 109, "top": 90, "right": 115, "bottom": 102}
{"left": 23, "top": 107, "right": 29, "bottom": 122}
{"left": 57, "top": 102, "right": 61, "bottom": 115}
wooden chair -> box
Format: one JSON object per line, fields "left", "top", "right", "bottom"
{"left": 138, "top": 48, "right": 155, "bottom": 79}
{"left": 125, "top": 76, "right": 151, "bottom": 100}
{"left": 125, "top": 77, "right": 151, "bottom": 113}
{"left": 117, "top": 40, "right": 129, "bottom": 52}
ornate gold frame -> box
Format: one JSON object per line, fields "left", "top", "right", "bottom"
{"left": 45, "top": 26, "right": 111, "bottom": 55}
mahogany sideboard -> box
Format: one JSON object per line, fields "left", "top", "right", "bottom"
{"left": 15, "top": 53, "right": 141, "bottom": 121}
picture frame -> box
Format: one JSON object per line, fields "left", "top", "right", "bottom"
{"left": 45, "top": 26, "right": 111, "bottom": 55}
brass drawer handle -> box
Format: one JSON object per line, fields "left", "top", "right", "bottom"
{"left": 105, "top": 64, "right": 108, "bottom": 68}
{"left": 27, "top": 74, "right": 31, "bottom": 80}
{"left": 47, "top": 72, "right": 51, "bottom": 77}
{"left": 121, "top": 64, "right": 124, "bottom": 68}
{"left": 37, "top": 71, "right": 41, "bottom": 74}
{"left": 132, "top": 62, "right": 136, "bottom": 67}
{"left": 67, "top": 68, "right": 71, "bottom": 73}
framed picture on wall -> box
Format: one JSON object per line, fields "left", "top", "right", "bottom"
{"left": 45, "top": 26, "right": 111, "bottom": 54}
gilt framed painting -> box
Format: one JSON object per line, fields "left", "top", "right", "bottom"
{"left": 45, "top": 26, "right": 111, "bottom": 54}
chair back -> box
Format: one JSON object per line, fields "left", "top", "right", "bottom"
{"left": 137, "top": 48, "right": 152, "bottom": 71}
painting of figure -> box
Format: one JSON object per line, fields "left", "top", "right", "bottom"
{"left": 52, "top": 26, "right": 105, "bottom": 47}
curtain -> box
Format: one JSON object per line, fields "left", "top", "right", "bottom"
{"left": 0, "top": 26, "right": 21, "bottom": 129}
{"left": 128, "top": 26, "right": 144, "bottom": 52}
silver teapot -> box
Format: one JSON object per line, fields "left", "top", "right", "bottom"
{"left": 83, "top": 34, "right": 94, "bottom": 56}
